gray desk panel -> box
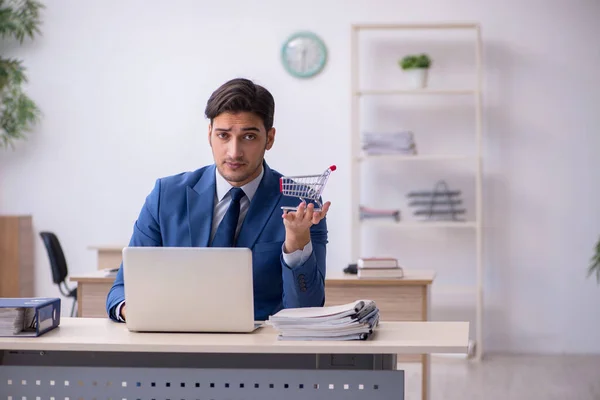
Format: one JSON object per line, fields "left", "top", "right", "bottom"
{"left": 1, "top": 365, "right": 404, "bottom": 400}
{"left": 0, "top": 350, "right": 403, "bottom": 399}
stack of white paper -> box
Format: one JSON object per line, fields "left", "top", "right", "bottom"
{"left": 266, "top": 300, "right": 380, "bottom": 341}
{"left": 0, "top": 308, "right": 26, "bottom": 335}
{"left": 362, "top": 131, "right": 416, "bottom": 155}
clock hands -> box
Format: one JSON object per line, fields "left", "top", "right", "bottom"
{"left": 301, "top": 47, "right": 307, "bottom": 73}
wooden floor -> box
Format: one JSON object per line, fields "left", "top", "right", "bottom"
{"left": 402, "top": 354, "right": 600, "bottom": 400}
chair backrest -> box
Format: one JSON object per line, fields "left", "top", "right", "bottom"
{"left": 39, "top": 231, "right": 68, "bottom": 285}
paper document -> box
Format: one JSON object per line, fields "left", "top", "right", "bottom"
{"left": 267, "top": 300, "right": 380, "bottom": 341}
{"left": 0, "top": 307, "right": 36, "bottom": 336}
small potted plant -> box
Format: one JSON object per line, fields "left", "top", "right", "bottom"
{"left": 399, "top": 53, "right": 432, "bottom": 89}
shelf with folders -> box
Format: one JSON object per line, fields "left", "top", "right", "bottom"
{"left": 359, "top": 178, "right": 477, "bottom": 227}
{"left": 358, "top": 128, "right": 479, "bottom": 162}
{"left": 350, "top": 22, "right": 484, "bottom": 361}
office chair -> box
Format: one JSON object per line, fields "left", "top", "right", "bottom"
{"left": 39, "top": 231, "right": 78, "bottom": 317}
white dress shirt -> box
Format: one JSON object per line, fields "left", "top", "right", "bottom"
{"left": 115, "top": 165, "right": 312, "bottom": 321}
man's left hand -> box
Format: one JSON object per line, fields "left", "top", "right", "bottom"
{"left": 282, "top": 201, "right": 331, "bottom": 253}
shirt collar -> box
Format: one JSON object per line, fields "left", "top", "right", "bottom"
{"left": 215, "top": 164, "right": 264, "bottom": 202}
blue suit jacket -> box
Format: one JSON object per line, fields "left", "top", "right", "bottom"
{"left": 105, "top": 161, "right": 328, "bottom": 321}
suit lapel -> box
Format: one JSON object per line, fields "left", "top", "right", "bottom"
{"left": 187, "top": 165, "right": 217, "bottom": 247}
{"left": 236, "top": 162, "right": 282, "bottom": 249}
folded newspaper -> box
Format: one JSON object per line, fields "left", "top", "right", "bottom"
{"left": 266, "top": 300, "right": 380, "bottom": 341}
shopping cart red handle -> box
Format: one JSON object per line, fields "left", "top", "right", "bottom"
{"left": 278, "top": 166, "right": 336, "bottom": 211}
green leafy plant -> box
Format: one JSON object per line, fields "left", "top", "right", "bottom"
{"left": 0, "top": 0, "right": 44, "bottom": 150}
{"left": 588, "top": 236, "right": 600, "bottom": 283}
{"left": 399, "top": 54, "right": 432, "bottom": 70}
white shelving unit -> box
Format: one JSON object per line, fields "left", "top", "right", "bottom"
{"left": 357, "top": 89, "right": 477, "bottom": 96}
{"left": 357, "top": 154, "right": 477, "bottom": 162}
{"left": 350, "top": 22, "right": 484, "bottom": 361}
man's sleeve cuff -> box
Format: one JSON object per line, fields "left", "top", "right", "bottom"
{"left": 115, "top": 300, "right": 126, "bottom": 322}
{"left": 282, "top": 240, "right": 313, "bottom": 268}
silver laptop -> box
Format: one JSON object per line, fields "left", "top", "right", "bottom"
{"left": 122, "top": 246, "right": 259, "bottom": 333}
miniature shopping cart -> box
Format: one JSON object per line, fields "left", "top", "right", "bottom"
{"left": 280, "top": 165, "right": 336, "bottom": 212}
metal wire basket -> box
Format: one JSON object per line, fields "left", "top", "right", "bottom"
{"left": 279, "top": 165, "right": 336, "bottom": 212}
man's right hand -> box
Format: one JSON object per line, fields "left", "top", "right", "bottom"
{"left": 121, "top": 305, "right": 126, "bottom": 321}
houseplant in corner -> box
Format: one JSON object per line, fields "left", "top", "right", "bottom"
{"left": 0, "top": 0, "right": 44, "bottom": 150}
{"left": 588, "top": 236, "right": 600, "bottom": 283}
{"left": 399, "top": 53, "right": 432, "bottom": 89}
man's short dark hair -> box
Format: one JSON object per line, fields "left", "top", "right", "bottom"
{"left": 204, "top": 78, "right": 275, "bottom": 131}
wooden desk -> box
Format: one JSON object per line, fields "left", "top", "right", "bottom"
{"left": 71, "top": 271, "right": 435, "bottom": 321}
{"left": 71, "top": 270, "right": 116, "bottom": 318}
{"left": 88, "top": 245, "right": 123, "bottom": 270}
{"left": 326, "top": 271, "right": 435, "bottom": 400}
{"left": 0, "top": 318, "right": 468, "bottom": 399}
{"left": 71, "top": 269, "right": 435, "bottom": 400}
{"left": 0, "top": 317, "right": 467, "bottom": 354}
{"left": 325, "top": 271, "right": 434, "bottom": 322}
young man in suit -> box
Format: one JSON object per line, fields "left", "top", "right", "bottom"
{"left": 106, "top": 78, "right": 331, "bottom": 322}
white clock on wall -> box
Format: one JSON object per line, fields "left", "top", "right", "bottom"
{"left": 281, "top": 31, "right": 328, "bottom": 79}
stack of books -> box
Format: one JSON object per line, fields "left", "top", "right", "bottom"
{"left": 266, "top": 300, "right": 380, "bottom": 341}
{"left": 357, "top": 257, "right": 404, "bottom": 279}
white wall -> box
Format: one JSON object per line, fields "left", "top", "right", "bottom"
{"left": 1, "top": 0, "right": 599, "bottom": 354}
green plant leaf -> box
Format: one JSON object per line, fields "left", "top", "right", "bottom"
{"left": 0, "top": 0, "right": 43, "bottom": 149}
{"left": 588, "top": 236, "right": 600, "bottom": 284}
{"left": 0, "top": 0, "right": 44, "bottom": 43}
{"left": 399, "top": 53, "right": 431, "bottom": 70}
{"left": 415, "top": 54, "right": 431, "bottom": 68}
